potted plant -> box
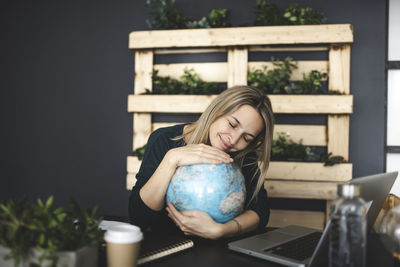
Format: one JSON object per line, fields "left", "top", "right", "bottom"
{"left": 0, "top": 196, "right": 103, "bottom": 267}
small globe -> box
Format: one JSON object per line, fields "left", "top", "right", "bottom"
{"left": 166, "top": 163, "right": 246, "bottom": 223}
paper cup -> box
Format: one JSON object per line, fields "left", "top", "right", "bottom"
{"left": 104, "top": 224, "right": 143, "bottom": 267}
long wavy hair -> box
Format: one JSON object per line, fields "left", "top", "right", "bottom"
{"left": 176, "top": 85, "right": 275, "bottom": 204}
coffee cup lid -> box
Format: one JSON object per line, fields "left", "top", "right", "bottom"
{"left": 104, "top": 224, "right": 143, "bottom": 244}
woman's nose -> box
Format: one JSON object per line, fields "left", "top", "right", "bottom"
{"left": 229, "top": 131, "right": 241, "bottom": 146}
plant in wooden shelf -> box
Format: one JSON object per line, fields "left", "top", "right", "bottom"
{"left": 254, "top": 0, "right": 326, "bottom": 26}
{"left": 271, "top": 132, "right": 318, "bottom": 162}
{"left": 145, "top": 68, "right": 223, "bottom": 95}
{"left": 145, "top": 58, "right": 334, "bottom": 95}
{"left": 145, "top": 0, "right": 326, "bottom": 30}
{"left": 0, "top": 196, "right": 102, "bottom": 267}
{"left": 248, "top": 57, "right": 339, "bottom": 95}
{"left": 248, "top": 57, "right": 298, "bottom": 94}
{"left": 146, "top": 0, "right": 229, "bottom": 29}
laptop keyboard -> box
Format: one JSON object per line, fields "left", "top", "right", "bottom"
{"left": 264, "top": 231, "right": 322, "bottom": 261}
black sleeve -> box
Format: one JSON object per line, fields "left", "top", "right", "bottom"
{"left": 128, "top": 129, "right": 172, "bottom": 229}
{"left": 241, "top": 155, "right": 270, "bottom": 231}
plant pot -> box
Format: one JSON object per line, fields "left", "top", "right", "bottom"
{"left": 0, "top": 245, "right": 98, "bottom": 267}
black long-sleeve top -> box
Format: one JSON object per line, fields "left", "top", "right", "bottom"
{"left": 128, "top": 124, "right": 270, "bottom": 234}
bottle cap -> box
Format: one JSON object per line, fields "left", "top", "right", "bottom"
{"left": 337, "top": 184, "right": 360, "bottom": 198}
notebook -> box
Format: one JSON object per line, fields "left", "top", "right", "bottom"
{"left": 137, "top": 233, "right": 193, "bottom": 265}
{"left": 228, "top": 171, "right": 398, "bottom": 267}
{"left": 100, "top": 220, "right": 194, "bottom": 265}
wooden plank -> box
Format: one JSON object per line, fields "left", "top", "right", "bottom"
{"left": 250, "top": 46, "right": 329, "bottom": 52}
{"left": 329, "top": 44, "right": 351, "bottom": 94}
{"left": 128, "top": 95, "right": 214, "bottom": 113}
{"left": 227, "top": 47, "right": 248, "bottom": 87}
{"left": 268, "top": 209, "right": 325, "bottom": 230}
{"left": 264, "top": 180, "right": 340, "bottom": 200}
{"left": 126, "top": 173, "right": 137, "bottom": 190}
{"left": 152, "top": 123, "right": 327, "bottom": 146}
{"left": 273, "top": 125, "right": 326, "bottom": 146}
{"left": 249, "top": 61, "right": 328, "bottom": 81}
{"left": 154, "top": 48, "right": 227, "bottom": 54}
{"left": 128, "top": 95, "right": 353, "bottom": 114}
{"left": 133, "top": 113, "right": 152, "bottom": 150}
{"left": 130, "top": 24, "right": 354, "bottom": 49}
{"left": 327, "top": 115, "right": 350, "bottom": 160}
{"left": 133, "top": 50, "right": 154, "bottom": 150}
{"left": 270, "top": 95, "right": 353, "bottom": 114}
{"left": 134, "top": 50, "right": 153, "bottom": 94}
{"left": 152, "top": 46, "right": 329, "bottom": 55}
{"left": 154, "top": 62, "right": 227, "bottom": 82}
{"left": 326, "top": 200, "right": 334, "bottom": 223}
{"left": 266, "top": 162, "right": 352, "bottom": 182}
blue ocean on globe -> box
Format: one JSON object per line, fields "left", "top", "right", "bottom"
{"left": 166, "top": 163, "right": 246, "bottom": 223}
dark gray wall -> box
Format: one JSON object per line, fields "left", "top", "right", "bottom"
{"left": 0, "top": 0, "right": 387, "bottom": 216}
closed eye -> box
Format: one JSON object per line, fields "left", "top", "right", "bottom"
{"left": 243, "top": 135, "right": 253, "bottom": 143}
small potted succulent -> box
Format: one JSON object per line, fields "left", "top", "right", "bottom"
{"left": 0, "top": 196, "right": 103, "bottom": 267}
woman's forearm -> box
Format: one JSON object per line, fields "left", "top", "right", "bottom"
{"left": 139, "top": 150, "right": 177, "bottom": 211}
{"left": 219, "top": 210, "right": 260, "bottom": 238}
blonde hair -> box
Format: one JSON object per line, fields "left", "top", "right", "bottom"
{"left": 177, "top": 85, "right": 275, "bottom": 204}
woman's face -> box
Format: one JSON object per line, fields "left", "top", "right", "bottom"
{"left": 209, "top": 104, "right": 264, "bottom": 153}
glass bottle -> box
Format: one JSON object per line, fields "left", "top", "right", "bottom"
{"left": 329, "top": 184, "right": 367, "bottom": 267}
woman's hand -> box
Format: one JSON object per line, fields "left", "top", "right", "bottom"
{"left": 166, "top": 203, "right": 224, "bottom": 239}
{"left": 166, "top": 144, "right": 233, "bottom": 168}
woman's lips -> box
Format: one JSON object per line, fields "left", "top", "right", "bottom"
{"left": 219, "top": 135, "right": 231, "bottom": 150}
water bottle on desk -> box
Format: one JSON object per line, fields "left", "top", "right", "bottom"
{"left": 329, "top": 184, "right": 367, "bottom": 267}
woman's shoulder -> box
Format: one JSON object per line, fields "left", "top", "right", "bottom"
{"left": 147, "top": 124, "right": 185, "bottom": 147}
{"left": 150, "top": 124, "right": 185, "bottom": 139}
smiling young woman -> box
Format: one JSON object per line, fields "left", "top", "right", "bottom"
{"left": 129, "top": 85, "right": 275, "bottom": 239}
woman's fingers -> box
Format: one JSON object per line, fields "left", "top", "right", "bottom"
{"left": 166, "top": 203, "right": 193, "bottom": 233}
{"left": 173, "top": 144, "right": 233, "bottom": 166}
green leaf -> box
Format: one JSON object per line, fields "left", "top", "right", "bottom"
{"left": 45, "top": 196, "right": 54, "bottom": 209}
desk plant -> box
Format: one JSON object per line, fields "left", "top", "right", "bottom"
{"left": 0, "top": 196, "right": 102, "bottom": 267}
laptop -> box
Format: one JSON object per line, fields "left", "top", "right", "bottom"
{"left": 228, "top": 172, "right": 398, "bottom": 267}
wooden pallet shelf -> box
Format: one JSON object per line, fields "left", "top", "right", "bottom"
{"left": 127, "top": 24, "right": 354, "bottom": 229}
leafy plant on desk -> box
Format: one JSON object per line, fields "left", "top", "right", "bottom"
{"left": 145, "top": 69, "right": 222, "bottom": 95}
{"left": 0, "top": 196, "right": 103, "bottom": 267}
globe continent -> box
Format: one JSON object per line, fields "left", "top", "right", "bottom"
{"left": 166, "top": 163, "right": 246, "bottom": 223}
